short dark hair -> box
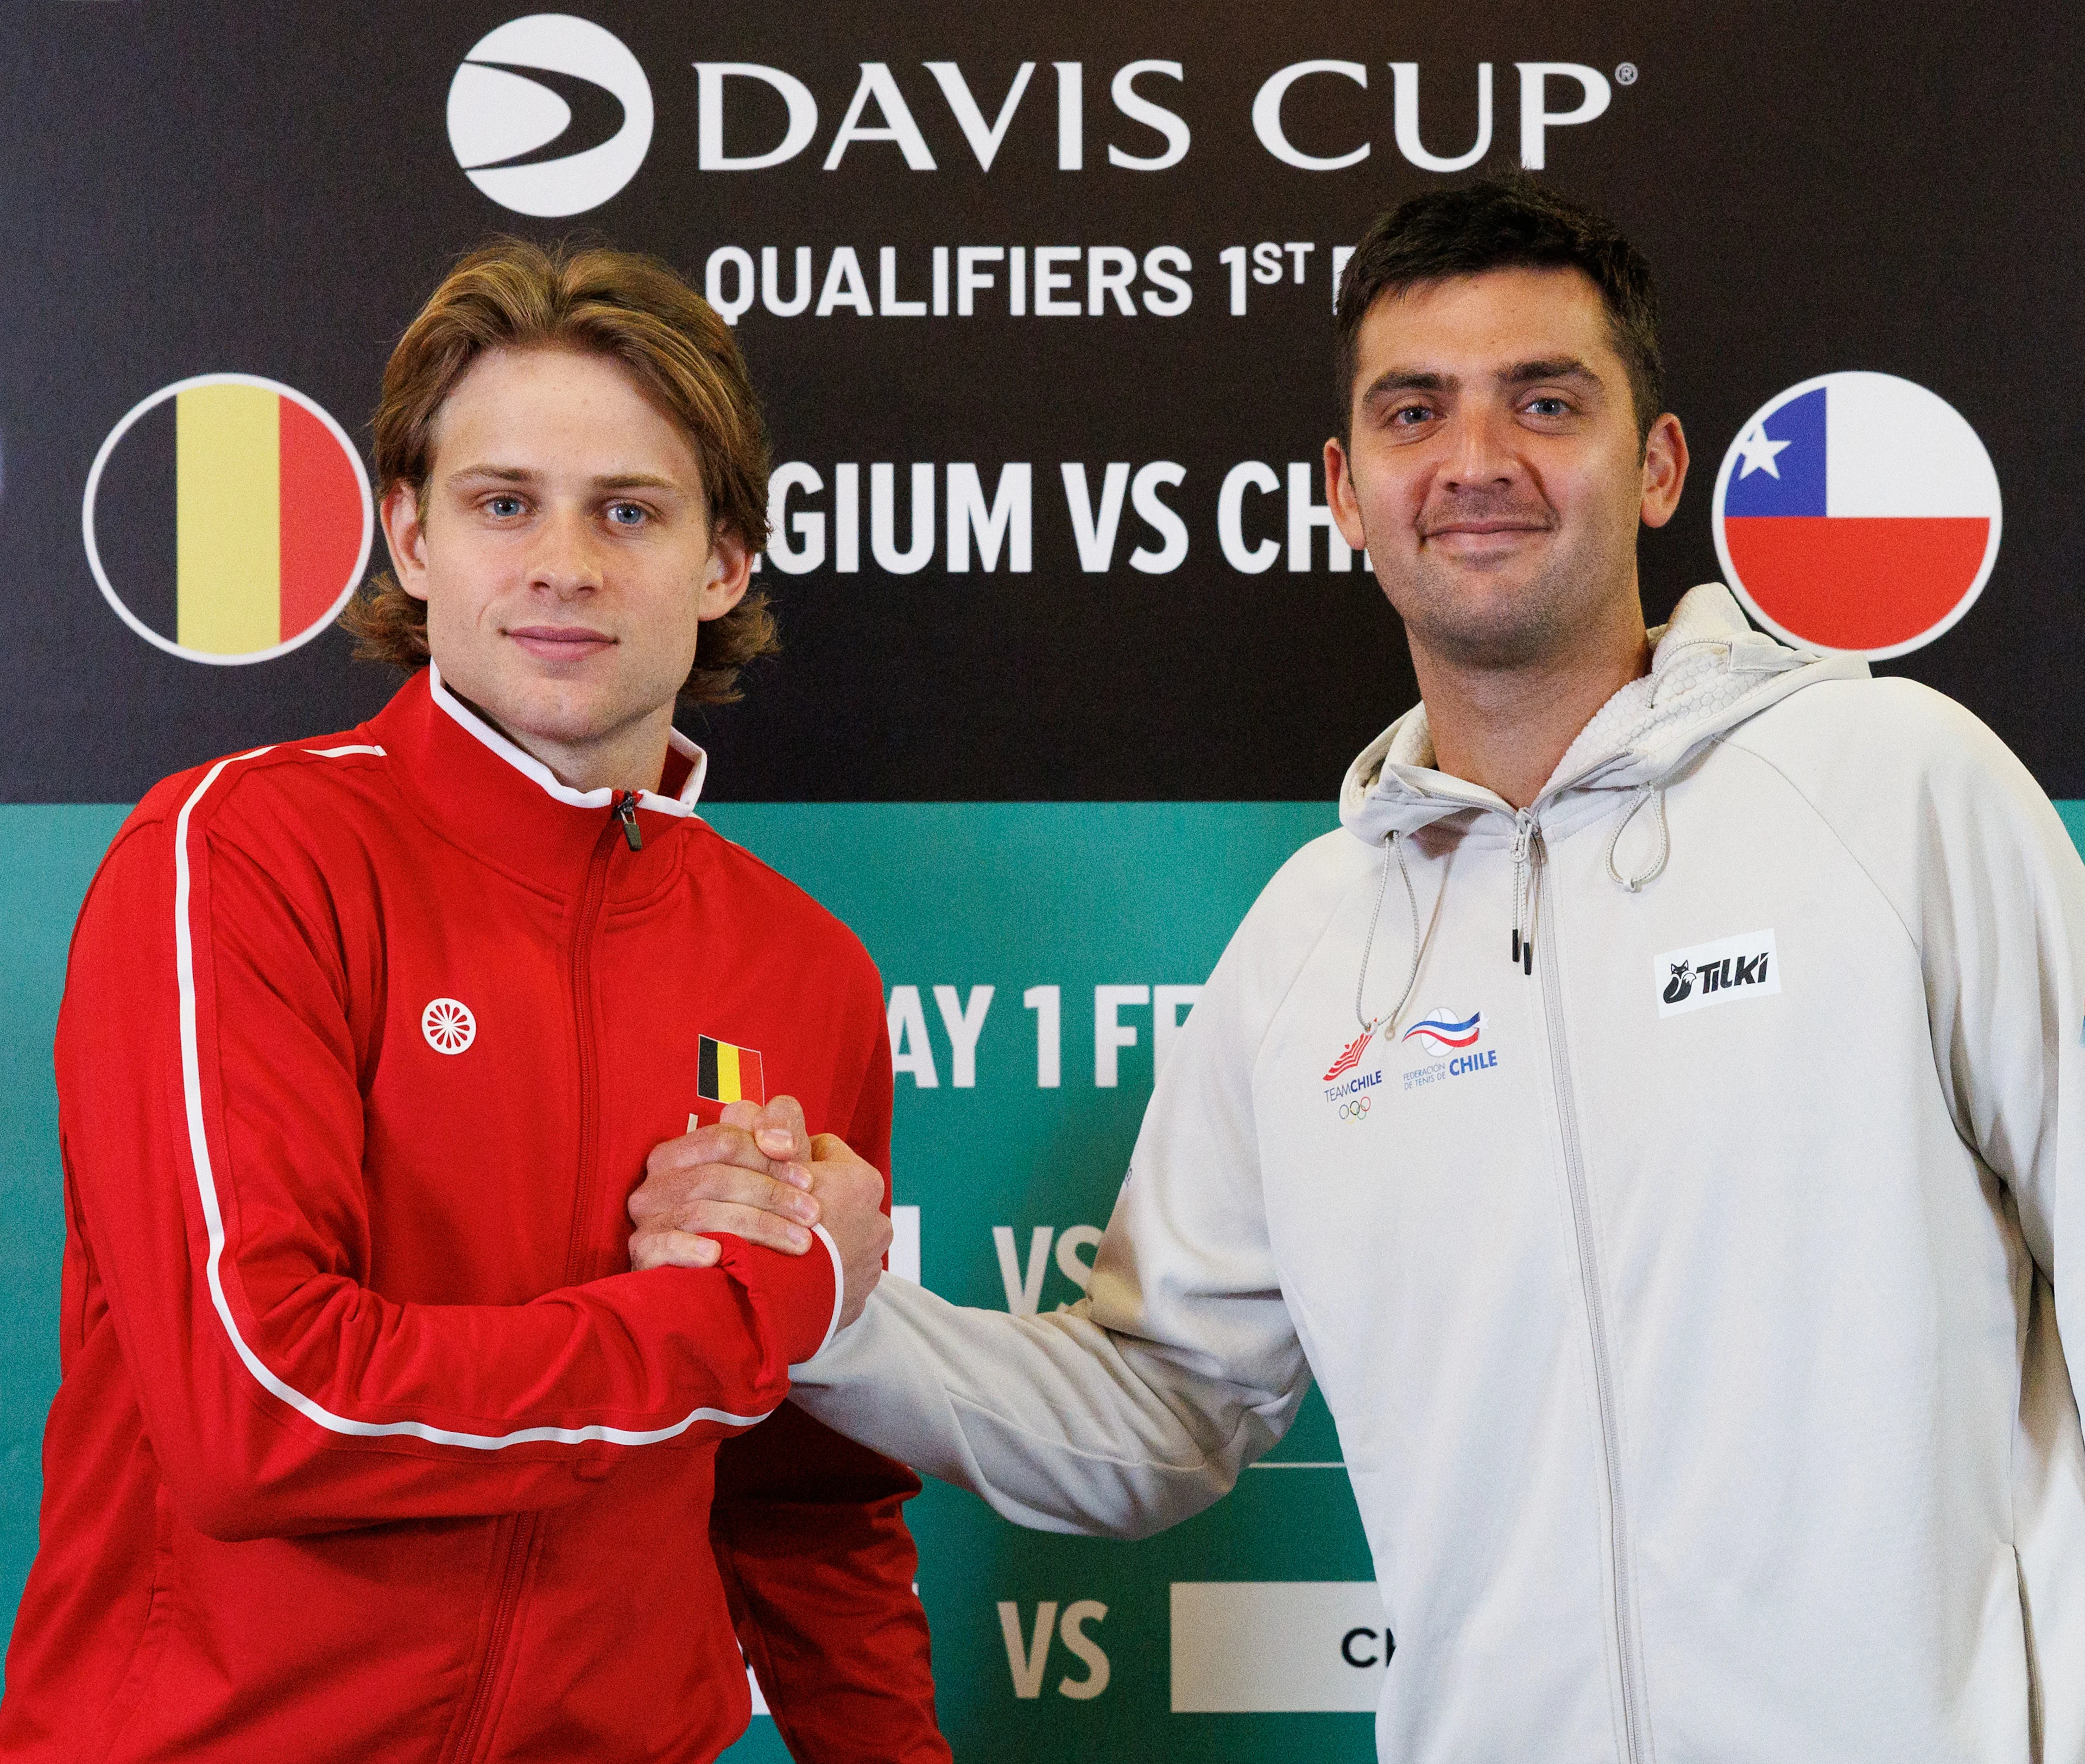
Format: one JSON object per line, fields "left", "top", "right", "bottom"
{"left": 1335, "top": 173, "right": 1664, "bottom": 446}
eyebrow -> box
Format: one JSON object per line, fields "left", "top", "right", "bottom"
{"left": 1362, "top": 357, "right": 1604, "bottom": 404}
{"left": 444, "top": 465, "right": 692, "bottom": 494}
{"left": 593, "top": 473, "right": 689, "bottom": 493}
{"left": 1361, "top": 370, "right": 1446, "bottom": 401}
{"left": 1499, "top": 356, "right": 1601, "bottom": 388}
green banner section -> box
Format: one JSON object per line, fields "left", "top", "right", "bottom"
{"left": 0, "top": 805, "right": 130, "bottom": 1632}
{"left": 699, "top": 805, "right": 1357, "bottom": 1756}
{"left": 0, "top": 802, "right": 1374, "bottom": 1759}
{"left": 15, "top": 798, "right": 2085, "bottom": 1756}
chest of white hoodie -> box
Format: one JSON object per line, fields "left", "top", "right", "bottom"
{"left": 794, "top": 587, "right": 2085, "bottom": 1764}
{"left": 1255, "top": 737, "right": 2035, "bottom": 1761}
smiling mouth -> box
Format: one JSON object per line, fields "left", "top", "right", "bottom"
{"left": 1421, "top": 519, "right": 1552, "bottom": 539}
{"left": 506, "top": 625, "right": 615, "bottom": 654}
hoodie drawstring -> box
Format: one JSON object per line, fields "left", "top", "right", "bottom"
{"left": 1604, "top": 783, "right": 1670, "bottom": 893}
{"left": 1356, "top": 831, "right": 1423, "bottom": 1035}
{"left": 1509, "top": 811, "right": 1537, "bottom": 975}
{"left": 1363, "top": 782, "right": 1673, "bottom": 1016}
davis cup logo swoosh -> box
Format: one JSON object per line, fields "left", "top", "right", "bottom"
{"left": 1400, "top": 1010, "right": 1481, "bottom": 1052}
{"left": 449, "top": 15, "right": 654, "bottom": 217}
{"left": 1713, "top": 371, "right": 2002, "bottom": 660}
{"left": 82, "top": 374, "right": 374, "bottom": 666}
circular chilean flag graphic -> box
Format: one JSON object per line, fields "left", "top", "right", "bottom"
{"left": 1712, "top": 371, "right": 2002, "bottom": 660}
{"left": 83, "top": 373, "right": 374, "bottom": 665}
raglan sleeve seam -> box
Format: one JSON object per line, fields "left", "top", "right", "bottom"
{"left": 1711, "top": 735, "right": 1923, "bottom": 960}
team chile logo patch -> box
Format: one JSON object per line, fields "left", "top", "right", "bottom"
{"left": 1321, "top": 1009, "right": 1499, "bottom": 1116}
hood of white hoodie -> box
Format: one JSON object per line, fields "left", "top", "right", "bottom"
{"left": 1340, "top": 582, "right": 1870, "bottom": 847}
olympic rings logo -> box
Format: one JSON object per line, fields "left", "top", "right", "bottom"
{"left": 1338, "top": 1097, "right": 1371, "bottom": 1121}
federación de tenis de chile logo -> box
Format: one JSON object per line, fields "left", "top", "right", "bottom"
{"left": 1398, "top": 1009, "right": 1496, "bottom": 1092}
{"left": 1400, "top": 1011, "right": 1481, "bottom": 1054}
{"left": 1712, "top": 371, "right": 2002, "bottom": 660}
{"left": 1324, "top": 1009, "right": 1498, "bottom": 1112}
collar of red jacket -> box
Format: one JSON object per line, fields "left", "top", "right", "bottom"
{"left": 364, "top": 664, "right": 711, "bottom": 897}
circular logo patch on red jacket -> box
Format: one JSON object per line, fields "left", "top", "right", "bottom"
{"left": 421, "top": 998, "right": 477, "bottom": 1054}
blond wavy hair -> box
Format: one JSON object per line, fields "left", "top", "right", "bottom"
{"left": 343, "top": 238, "right": 777, "bottom": 705}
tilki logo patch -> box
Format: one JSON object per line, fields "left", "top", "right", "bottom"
{"left": 1656, "top": 930, "right": 1780, "bottom": 1018}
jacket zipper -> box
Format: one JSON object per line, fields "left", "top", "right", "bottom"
{"left": 450, "top": 808, "right": 627, "bottom": 1764}
{"left": 561, "top": 811, "right": 621, "bottom": 1281}
{"left": 1528, "top": 826, "right": 1651, "bottom": 1764}
{"left": 614, "top": 790, "right": 642, "bottom": 851}
{"left": 449, "top": 1513, "right": 536, "bottom": 1764}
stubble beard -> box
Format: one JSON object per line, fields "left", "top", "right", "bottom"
{"left": 1386, "top": 505, "right": 1630, "bottom": 675}
{"left": 1396, "top": 555, "right": 1596, "bottom": 671}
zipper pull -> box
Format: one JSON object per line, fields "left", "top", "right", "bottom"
{"left": 1509, "top": 812, "right": 1534, "bottom": 865}
{"left": 1521, "top": 822, "right": 1540, "bottom": 975}
{"left": 614, "top": 791, "right": 643, "bottom": 852}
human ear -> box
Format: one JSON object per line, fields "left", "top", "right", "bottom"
{"left": 1639, "top": 413, "right": 1689, "bottom": 530}
{"left": 696, "top": 526, "right": 753, "bottom": 621}
{"left": 1325, "top": 437, "right": 1369, "bottom": 553}
{"left": 381, "top": 483, "right": 432, "bottom": 601}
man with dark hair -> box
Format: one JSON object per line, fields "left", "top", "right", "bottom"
{"left": 1, "top": 241, "right": 950, "bottom": 1763}
{"left": 641, "top": 177, "right": 2085, "bottom": 1761}
{"left": 1332, "top": 171, "right": 1665, "bottom": 450}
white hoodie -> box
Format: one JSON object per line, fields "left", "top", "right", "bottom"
{"left": 794, "top": 584, "right": 2085, "bottom": 1763}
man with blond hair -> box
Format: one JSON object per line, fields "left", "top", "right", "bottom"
{"left": 2, "top": 242, "right": 943, "bottom": 1763}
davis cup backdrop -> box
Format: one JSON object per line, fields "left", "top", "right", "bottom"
{"left": 2, "top": 3, "right": 2081, "bottom": 1759}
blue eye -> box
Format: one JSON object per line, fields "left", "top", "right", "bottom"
{"left": 1526, "top": 397, "right": 1569, "bottom": 418}
{"left": 486, "top": 495, "right": 524, "bottom": 518}
{"left": 607, "top": 503, "right": 647, "bottom": 527}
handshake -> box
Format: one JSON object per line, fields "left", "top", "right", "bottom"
{"left": 628, "top": 1098, "right": 892, "bottom": 1330}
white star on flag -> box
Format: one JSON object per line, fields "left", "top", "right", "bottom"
{"left": 1734, "top": 421, "right": 1792, "bottom": 479}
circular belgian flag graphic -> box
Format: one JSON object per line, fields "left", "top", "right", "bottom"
{"left": 83, "top": 374, "right": 374, "bottom": 665}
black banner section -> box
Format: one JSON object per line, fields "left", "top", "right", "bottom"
{"left": 2, "top": 2, "right": 2077, "bottom": 801}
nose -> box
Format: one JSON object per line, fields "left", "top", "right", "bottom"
{"left": 529, "top": 506, "right": 604, "bottom": 600}
{"left": 1439, "top": 404, "right": 1519, "bottom": 491}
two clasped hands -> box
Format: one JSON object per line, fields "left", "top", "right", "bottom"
{"left": 629, "top": 1101, "right": 890, "bottom": 1329}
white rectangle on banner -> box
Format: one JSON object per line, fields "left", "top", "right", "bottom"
{"left": 889, "top": 1204, "right": 920, "bottom": 1285}
{"left": 1170, "top": 1581, "right": 1387, "bottom": 1712}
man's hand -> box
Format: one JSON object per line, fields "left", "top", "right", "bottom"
{"left": 629, "top": 1099, "right": 821, "bottom": 1270}
{"left": 629, "top": 1096, "right": 891, "bottom": 1329}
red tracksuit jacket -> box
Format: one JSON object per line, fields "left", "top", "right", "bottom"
{"left": 1, "top": 667, "right": 949, "bottom": 1764}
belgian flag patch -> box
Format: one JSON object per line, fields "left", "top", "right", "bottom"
{"left": 697, "top": 1036, "right": 766, "bottom": 1106}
